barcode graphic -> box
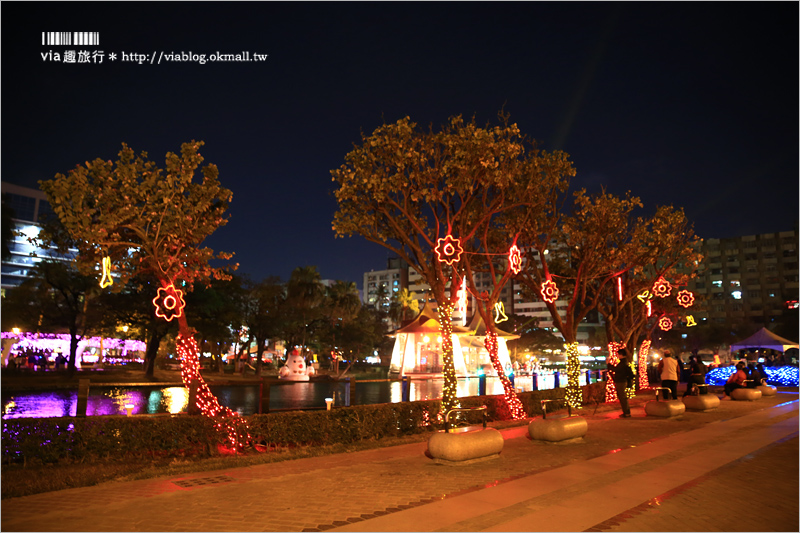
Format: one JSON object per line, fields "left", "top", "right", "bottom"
{"left": 41, "top": 32, "right": 100, "bottom": 46}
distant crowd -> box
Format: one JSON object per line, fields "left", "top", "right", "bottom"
{"left": 6, "top": 348, "right": 68, "bottom": 371}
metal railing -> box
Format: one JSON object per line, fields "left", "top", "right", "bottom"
{"left": 444, "top": 405, "right": 487, "bottom": 432}
{"left": 540, "top": 399, "right": 574, "bottom": 419}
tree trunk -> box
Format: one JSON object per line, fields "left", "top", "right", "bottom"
{"left": 143, "top": 327, "right": 163, "bottom": 378}
{"left": 67, "top": 326, "right": 79, "bottom": 378}
{"left": 255, "top": 337, "right": 264, "bottom": 376}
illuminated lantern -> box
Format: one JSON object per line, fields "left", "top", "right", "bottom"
{"left": 100, "top": 256, "right": 113, "bottom": 288}
{"left": 686, "top": 315, "right": 697, "bottom": 327}
{"left": 508, "top": 245, "right": 522, "bottom": 275}
{"left": 435, "top": 234, "right": 463, "bottom": 265}
{"left": 652, "top": 278, "right": 672, "bottom": 298}
{"left": 659, "top": 316, "right": 673, "bottom": 331}
{"left": 540, "top": 279, "right": 559, "bottom": 303}
{"left": 637, "top": 290, "right": 653, "bottom": 303}
{"left": 493, "top": 301, "right": 508, "bottom": 323}
{"left": 676, "top": 289, "right": 695, "bottom": 308}
{"left": 617, "top": 276, "right": 623, "bottom": 301}
{"left": 152, "top": 284, "right": 186, "bottom": 322}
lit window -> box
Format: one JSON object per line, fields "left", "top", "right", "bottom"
{"left": 712, "top": 280, "right": 723, "bottom": 287}
{"left": 731, "top": 291, "right": 742, "bottom": 300}
{"left": 730, "top": 280, "right": 740, "bottom": 287}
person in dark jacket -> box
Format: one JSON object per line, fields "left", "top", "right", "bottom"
{"left": 611, "top": 348, "right": 635, "bottom": 417}
{"left": 683, "top": 355, "right": 707, "bottom": 397}
{"left": 746, "top": 363, "right": 762, "bottom": 388}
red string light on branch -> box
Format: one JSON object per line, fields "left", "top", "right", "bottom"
{"left": 652, "top": 278, "right": 672, "bottom": 298}
{"left": 617, "top": 276, "right": 623, "bottom": 301}
{"left": 659, "top": 316, "right": 673, "bottom": 331}
{"left": 152, "top": 284, "right": 186, "bottom": 322}
{"left": 676, "top": 289, "right": 695, "bottom": 308}
{"left": 646, "top": 300, "right": 652, "bottom": 317}
{"left": 435, "top": 235, "right": 463, "bottom": 265}
{"left": 540, "top": 279, "right": 559, "bottom": 303}
{"left": 508, "top": 245, "right": 522, "bottom": 275}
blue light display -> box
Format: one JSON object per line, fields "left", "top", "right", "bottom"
{"left": 705, "top": 366, "right": 798, "bottom": 387}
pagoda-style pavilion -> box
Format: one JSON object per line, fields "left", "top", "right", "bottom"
{"left": 458, "top": 313, "right": 519, "bottom": 376}
{"left": 388, "top": 301, "right": 469, "bottom": 377}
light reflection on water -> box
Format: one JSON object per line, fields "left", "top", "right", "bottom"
{"left": 1, "top": 374, "right": 598, "bottom": 419}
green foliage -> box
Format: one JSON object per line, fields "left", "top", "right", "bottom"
{"left": 38, "top": 141, "right": 235, "bottom": 289}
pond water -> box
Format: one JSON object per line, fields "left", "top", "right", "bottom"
{"left": 2, "top": 373, "right": 599, "bottom": 419}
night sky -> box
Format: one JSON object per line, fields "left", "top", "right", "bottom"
{"left": 3, "top": 2, "right": 798, "bottom": 287}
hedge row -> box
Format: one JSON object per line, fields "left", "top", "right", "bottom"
{"left": 2, "top": 381, "right": 606, "bottom": 464}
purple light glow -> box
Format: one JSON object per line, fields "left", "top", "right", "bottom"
{"left": 1, "top": 332, "right": 146, "bottom": 362}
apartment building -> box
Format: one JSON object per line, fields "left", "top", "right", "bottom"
{"left": 1, "top": 182, "right": 64, "bottom": 292}
{"left": 690, "top": 230, "right": 799, "bottom": 326}
{"left": 362, "top": 257, "right": 408, "bottom": 311}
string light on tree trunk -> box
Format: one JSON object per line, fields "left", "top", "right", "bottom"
{"left": 176, "top": 334, "right": 250, "bottom": 450}
{"left": 605, "top": 341, "right": 622, "bottom": 402}
{"left": 638, "top": 340, "right": 651, "bottom": 390}
{"left": 438, "top": 303, "right": 460, "bottom": 419}
{"left": 564, "top": 342, "right": 582, "bottom": 408}
{"left": 484, "top": 331, "right": 525, "bottom": 419}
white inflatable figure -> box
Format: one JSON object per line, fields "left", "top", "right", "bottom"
{"left": 278, "top": 352, "right": 316, "bottom": 381}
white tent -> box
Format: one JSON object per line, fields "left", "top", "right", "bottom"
{"left": 729, "top": 327, "right": 799, "bottom": 352}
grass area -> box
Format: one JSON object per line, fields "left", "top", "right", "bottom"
{"left": 1, "top": 417, "right": 530, "bottom": 500}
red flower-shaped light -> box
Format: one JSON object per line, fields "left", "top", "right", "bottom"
{"left": 676, "top": 289, "right": 695, "bottom": 308}
{"left": 508, "top": 244, "right": 522, "bottom": 275}
{"left": 652, "top": 278, "right": 672, "bottom": 298}
{"left": 540, "top": 279, "right": 559, "bottom": 303}
{"left": 152, "top": 284, "right": 186, "bottom": 322}
{"left": 435, "top": 234, "right": 463, "bottom": 265}
{"left": 658, "top": 316, "right": 673, "bottom": 331}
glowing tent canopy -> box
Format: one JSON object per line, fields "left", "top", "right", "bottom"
{"left": 729, "top": 327, "right": 799, "bottom": 352}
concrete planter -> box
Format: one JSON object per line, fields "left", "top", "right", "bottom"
{"left": 731, "top": 388, "right": 762, "bottom": 401}
{"left": 528, "top": 416, "right": 588, "bottom": 443}
{"left": 427, "top": 427, "right": 504, "bottom": 464}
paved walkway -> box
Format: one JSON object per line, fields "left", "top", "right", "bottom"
{"left": 2, "top": 390, "right": 798, "bottom": 532}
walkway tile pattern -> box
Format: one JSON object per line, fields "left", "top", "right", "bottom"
{"left": 2, "top": 391, "right": 798, "bottom": 532}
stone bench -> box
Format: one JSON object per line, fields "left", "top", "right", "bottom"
{"left": 427, "top": 406, "right": 504, "bottom": 464}
{"left": 731, "top": 387, "right": 762, "bottom": 401}
{"left": 645, "top": 387, "right": 686, "bottom": 417}
{"left": 756, "top": 379, "right": 777, "bottom": 397}
{"left": 682, "top": 394, "right": 720, "bottom": 411}
{"left": 528, "top": 400, "right": 587, "bottom": 443}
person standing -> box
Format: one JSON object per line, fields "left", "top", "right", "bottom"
{"left": 611, "top": 348, "right": 635, "bottom": 417}
{"left": 683, "top": 355, "right": 706, "bottom": 397}
{"left": 658, "top": 350, "right": 679, "bottom": 400}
